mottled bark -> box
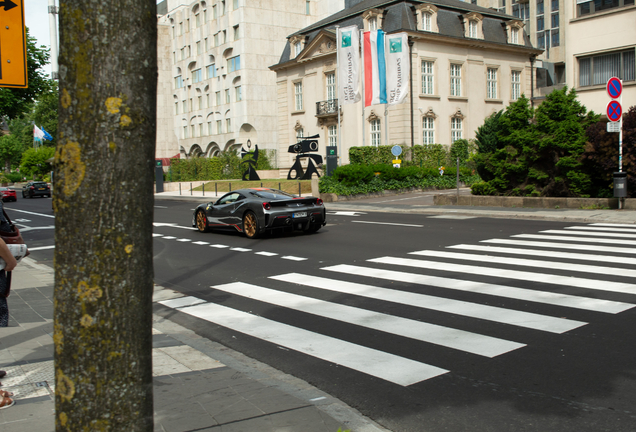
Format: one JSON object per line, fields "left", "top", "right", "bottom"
{"left": 53, "top": 0, "right": 156, "bottom": 430}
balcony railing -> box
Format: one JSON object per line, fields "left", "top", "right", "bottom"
{"left": 316, "top": 99, "right": 338, "bottom": 116}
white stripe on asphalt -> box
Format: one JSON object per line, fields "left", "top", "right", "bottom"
{"left": 483, "top": 238, "right": 636, "bottom": 255}
{"left": 513, "top": 234, "right": 636, "bottom": 246}
{"left": 230, "top": 247, "right": 252, "bottom": 252}
{"left": 159, "top": 297, "right": 448, "bottom": 386}
{"left": 210, "top": 244, "right": 229, "bottom": 248}
{"left": 273, "top": 272, "right": 587, "bottom": 333}
{"left": 5, "top": 208, "right": 55, "bottom": 218}
{"left": 159, "top": 296, "right": 206, "bottom": 308}
{"left": 368, "top": 256, "right": 636, "bottom": 296}
{"left": 212, "top": 282, "right": 525, "bottom": 358}
{"left": 192, "top": 241, "right": 210, "bottom": 245}
{"left": 589, "top": 223, "right": 636, "bottom": 228}
{"left": 449, "top": 244, "right": 636, "bottom": 266}
{"left": 540, "top": 230, "right": 636, "bottom": 239}
{"left": 255, "top": 251, "right": 278, "bottom": 256}
{"left": 409, "top": 250, "right": 636, "bottom": 278}
{"left": 176, "top": 238, "right": 192, "bottom": 242}
{"left": 161, "top": 236, "right": 177, "bottom": 240}
{"left": 352, "top": 221, "right": 424, "bottom": 227}
{"left": 281, "top": 256, "right": 308, "bottom": 261}
{"left": 565, "top": 226, "right": 636, "bottom": 233}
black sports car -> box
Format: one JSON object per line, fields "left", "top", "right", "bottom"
{"left": 192, "top": 188, "right": 326, "bottom": 238}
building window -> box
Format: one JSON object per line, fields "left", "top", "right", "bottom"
{"left": 511, "top": 70, "right": 521, "bottom": 100}
{"left": 294, "top": 41, "right": 302, "bottom": 57}
{"left": 468, "top": 20, "right": 478, "bottom": 38}
{"left": 206, "top": 93, "right": 210, "bottom": 107}
{"left": 196, "top": 41, "right": 201, "bottom": 55}
{"left": 551, "top": 29, "right": 559, "bottom": 47}
{"left": 214, "top": 33, "right": 219, "bottom": 46}
{"left": 225, "top": 89, "right": 230, "bottom": 104}
{"left": 199, "top": 123, "right": 204, "bottom": 136}
{"left": 180, "top": 48, "right": 185, "bottom": 60}
{"left": 192, "top": 69, "right": 202, "bottom": 83}
{"left": 421, "top": 60, "right": 434, "bottom": 95}
{"left": 174, "top": 75, "right": 183, "bottom": 89}
{"left": 233, "top": 25, "right": 239, "bottom": 40}
{"left": 182, "top": 100, "right": 187, "bottom": 112}
{"left": 370, "top": 119, "right": 381, "bottom": 146}
{"left": 369, "top": 17, "right": 377, "bottom": 31}
{"left": 205, "top": 38, "right": 209, "bottom": 51}
{"left": 191, "top": 124, "right": 195, "bottom": 137}
{"left": 328, "top": 125, "right": 337, "bottom": 147}
{"left": 306, "top": 0, "right": 311, "bottom": 15}
{"left": 579, "top": 50, "right": 635, "bottom": 87}
{"left": 537, "top": 0, "right": 544, "bottom": 14}
{"left": 294, "top": 81, "right": 303, "bottom": 111}
{"left": 207, "top": 64, "right": 217, "bottom": 79}
{"left": 203, "top": 9, "right": 207, "bottom": 22}
{"left": 189, "top": 98, "right": 193, "bottom": 111}
{"left": 226, "top": 119, "right": 231, "bottom": 133}
{"left": 217, "top": 120, "right": 222, "bottom": 134}
{"left": 221, "top": 0, "right": 226, "bottom": 15}
{"left": 175, "top": 102, "right": 179, "bottom": 115}
{"left": 233, "top": 0, "right": 238, "bottom": 9}
{"left": 235, "top": 86, "right": 242, "bottom": 101}
{"left": 296, "top": 128, "right": 304, "bottom": 141}
{"left": 422, "top": 117, "right": 434, "bottom": 145}
{"left": 487, "top": 68, "right": 498, "bottom": 99}
{"left": 326, "top": 73, "right": 336, "bottom": 100}
{"left": 450, "top": 64, "right": 462, "bottom": 96}
{"left": 578, "top": 0, "right": 634, "bottom": 17}
{"left": 215, "top": 91, "right": 221, "bottom": 105}
{"left": 551, "top": 0, "right": 559, "bottom": 11}
{"left": 186, "top": 19, "right": 190, "bottom": 32}
{"left": 537, "top": 16, "right": 544, "bottom": 32}
{"left": 187, "top": 45, "right": 191, "bottom": 57}
{"left": 208, "top": 121, "right": 212, "bottom": 135}
{"left": 451, "top": 118, "right": 463, "bottom": 143}
{"left": 228, "top": 55, "right": 241, "bottom": 72}
{"left": 551, "top": 12, "right": 559, "bottom": 29}
{"left": 511, "top": 28, "right": 519, "bottom": 44}
{"left": 223, "top": 30, "right": 227, "bottom": 44}
{"left": 213, "top": 4, "right": 217, "bottom": 19}
{"left": 198, "top": 96, "right": 203, "bottom": 109}
{"left": 423, "top": 12, "right": 432, "bottom": 31}
{"left": 179, "top": 22, "right": 183, "bottom": 35}
{"left": 195, "top": 13, "right": 201, "bottom": 27}
{"left": 183, "top": 126, "right": 188, "bottom": 138}
{"left": 537, "top": 32, "right": 545, "bottom": 49}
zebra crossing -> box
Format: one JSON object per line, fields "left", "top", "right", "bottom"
{"left": 159, "top": 222, "right": 636, "bottom": 387}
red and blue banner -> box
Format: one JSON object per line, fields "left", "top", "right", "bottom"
{"left": 364, "top": 30, "right": 386, "bottom": 107}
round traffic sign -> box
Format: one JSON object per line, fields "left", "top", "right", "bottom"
{"left": 607, "top": 100, "right": 622, "bottom": 122}
{"left": 607, "top": 77, "right": 622, "bottom": 99}
{"left": 391, "top": 145, "right": 402, "bottom": 157}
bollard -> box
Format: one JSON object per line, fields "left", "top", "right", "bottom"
{"left": 179, "top": 183, "right": 181, "bottom": 195}
{"left": 229, "top": 182, "right": 231, "bottom": 192}
{"left": 203, "top": 183, "right": 205, "bottom": 197}
{"left": 456, "top": 157, "right": 459, "bottom": 199}
{"left": 298, "top": 182, "right": 301, "bottom": 197}
{"left": 279, "top": 182, "right": 281, "bottom": 191}
{"left": 215, "top": 182, "right": 217, "bottom": 196}
{"left": 190, "top": 183, "right": 192, "bottom": 195}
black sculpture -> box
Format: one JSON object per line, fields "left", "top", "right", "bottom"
{"left": 287, "top": 134, "right": 323, "bottom": 180}
{"left": 241, "top": 140, "right": 260, "bottom": 181}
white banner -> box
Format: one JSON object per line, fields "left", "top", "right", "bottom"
{"left": 385, "top": 33, "right": 409, "bottom": 105}
{"left": 337, "top": 25, "right": 361, "bottom": 105}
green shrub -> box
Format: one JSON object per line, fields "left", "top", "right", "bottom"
{"left": 332, "top": 164, "right": 375, "bottom": 186}
{"left": 470, "top": 181, "right": 498, "bottom": 196}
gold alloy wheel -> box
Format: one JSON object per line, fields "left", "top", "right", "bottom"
{"left": 196, "top": 211, "right": 208, "bottom": 232}
{"left": 243, "top": 212, "right": 258, "bottom": 238}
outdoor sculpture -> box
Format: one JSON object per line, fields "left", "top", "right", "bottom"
{"left": 241, "top": 140, "right": 260, "bottom": 181}
{"left": 287, "top": 134, "right": 323, "bottom": 180}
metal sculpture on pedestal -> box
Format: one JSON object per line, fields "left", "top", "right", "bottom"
{"left": 287, "top": 134, "right": 323, "bottom": 180}
{"left": 241, "top": 139, "right": 260, "bottom": 181}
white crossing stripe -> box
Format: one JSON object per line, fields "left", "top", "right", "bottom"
{"left": 352, "top": 221, "right": 423, "bottom": 227}
{"left": 152, "top": 233, "right": 163, "bottom": 237}
{"left": 176, "top": 238, "right": 192, "bottom": 242}
{"left": 314, "top": 265, "right": 631, "bottom": 314}
{"left": 409, "top": 250, "right": 636, "bottom": 278}
{"left": 192, "top": 241, "right": 210, "bottom": 245}
{"left": 282, "top": 256, "right": 308, "bottom": 261}
{"left": 274, "top": 272, "right": 587, "bottom": 333}
{"left": 255, "top": 251, "right": 278, "bottom": 256}
{"left": 514, "top": 234, "right": 636, "bottom": 247}
{"left": 590, "top": 223, "right": 636, "bottom": 228}
{"left": 159, "top": 297, "right": 448, "bottom": 386}
{"left": 565, "top": 226, "right": 636, "bottom": 233}
{"left": 213, "top": 282, "right": 526, "bottom": 358}
{"left": 540, "top": 230, "right": 636, "bottom": 239}
{"left": 230, "top": 247, "right": 252, "bottom": 252}
{"left": 161, "top": 236, "right": 177, "bottom": 240}
{"left": 368, "top": 256, "right": 636, "bottom": 296}
{"left": 449, "top": 244, "right": 636, "bottom": 266}
{"left": 483, "top": 238, "right": 636, "bottom": 255}
{"left": 210, "top": 244, "right": 230, "bottom": 248}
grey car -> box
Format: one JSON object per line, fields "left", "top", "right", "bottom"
{"left": 22, "top": 181, "right": 51, "bottom": 198}
{"left": 192, "top": 188, "right": 326, "bottom": 239}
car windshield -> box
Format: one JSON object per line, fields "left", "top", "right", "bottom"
{"left": 250, "top": 190, "right": 295, "bottom": 200}
{"left": 33, "top": 183, "right": 48, "bottom": 187}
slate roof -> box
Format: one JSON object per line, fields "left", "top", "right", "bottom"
{"left": 273, "top": 0, "right": 537, "bottom": 68}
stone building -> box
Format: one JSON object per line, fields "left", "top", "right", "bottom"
{"left": 270, "top": 0, "right": 542, "bottom": 168}
{"left": 155, "top": 0, "right": 345, "bottom": 162}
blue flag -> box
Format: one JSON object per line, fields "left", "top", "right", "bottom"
{"left": 41, "top": 127, "right": 53, "bottom": 141}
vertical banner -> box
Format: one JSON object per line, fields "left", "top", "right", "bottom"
{"left": 363, "top": 30, "right": 387, "bottom": 107}
{"left": 337, "top": 25, "right": 361, "bottom": 104}
{"left": 385, "top": 33, "right": 409, "bottom": 105}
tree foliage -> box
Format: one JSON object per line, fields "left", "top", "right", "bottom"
{"left": 0, "top": 28, "right": 54, "bottom": 120}
{"left": 20, "top": 147, "right": 55, "bottom": 179}
{"left": 472, "top": 88, "right": 600, "bottom": 197}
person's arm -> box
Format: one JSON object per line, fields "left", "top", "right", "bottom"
{"left": 0, "top": 238, "right": 18, "bottom": 272}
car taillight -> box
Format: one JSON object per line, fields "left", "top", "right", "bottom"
{"left": 315, "top": 198, "right": 323, "bottom": 206}
{"left": 262, "top": 202, "right": 271, "bottom": 210}
{"left": 30, "top": 186, "right": 34, "bottom": 190}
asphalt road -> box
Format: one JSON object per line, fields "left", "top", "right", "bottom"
{"left": 12, "top": 195, "right": 636, "bottom": 432}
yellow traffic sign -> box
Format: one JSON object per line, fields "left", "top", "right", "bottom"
{"left": 0, "top": 0, "right": 28, "bottom": 88}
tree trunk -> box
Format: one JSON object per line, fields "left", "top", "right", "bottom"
{"left": 53, "top": 0, "right": 156, "bottom": 430}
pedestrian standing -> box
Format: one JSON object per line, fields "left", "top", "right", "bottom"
{"left": 0, "top": 237, "right": 18, "bottom": 327}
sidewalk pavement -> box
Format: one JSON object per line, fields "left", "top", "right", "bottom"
{"left": 0, "top": 258, "right": 387, "bottom": 432}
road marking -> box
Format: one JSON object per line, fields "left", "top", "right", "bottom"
{"left": 564, "top": 226, "right": 636, "bottom": 233}
{"left": 484, "top": 238, "right": 636, "bottom": 254}
{"left": 152, "top": 223, "right": 194, "bottom": 230}
{"left": 321, "top": 264, "right": 632, "bottom": 314}
{"left": 212, "top": 282, "right": 525, "bottom": 358}
{"left": 427, "top": 215, "right": 476, "bottom": 220}
{"left": 409, "top": 250, "right": 636, "bottom": 278}
{"left": 15, "top": 225, "right": 55, "bottom": 232}
{"left": 5, "top": 208, "right": 55, "bottom": 218}
{"left": 210, "top": 244, "right": 230, "bottom": 248}
{"left": 27, "top": 245, "right": 55, "bottom": 251}
{"left": 590, "top": 223, "right": 636, "bottom": 228}
{"left": 541, "top": 229, "right": 636, "bottom": 239}
{"left": 230, "top": 247, "right": 252, "bottom": 252}
{"left": 281, "top": 256, "right": 308, "bottom": 261}
{"left": 369, "top": 256, "right": 636, "bottom": 296}
{"left": 192, "top": 241, "right": 210, "bottom": 245}
{"left": 176, "top": 238, "right": 192, "bottom": 242}
{"left": 159, "top": 297, "right": 448, "bottom": 386}
{"left": 255, "top": 251, "right": 278, "bottom": 256}
{"left": 274, "top": 272, "right": 586, "bottom": 333}
{"left": 352, "top": 221, "right": 423, "bottom": 227}
{"left": 152, "top": 233, "right": 163, "bottom": 237}
{"left": 326, "top": 211, "right": 366, "bottom": 216}
{"left": 514, "top": 234, "right": 636, "bottom": 246}
{"left": 449, "top": 244, "right": 636, "bottom": 266}
{"left": 161, "top": 236, "right": 177, "bottom": 240}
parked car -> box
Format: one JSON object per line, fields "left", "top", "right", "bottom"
{"left": 192, "top": 188, "right": 326, "bottom": 239}
{"left": 22, "top": 181, "right": 51, "bottom": 198}
{"left": 0, "top": 188, "right": 16, "bottom": 202}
